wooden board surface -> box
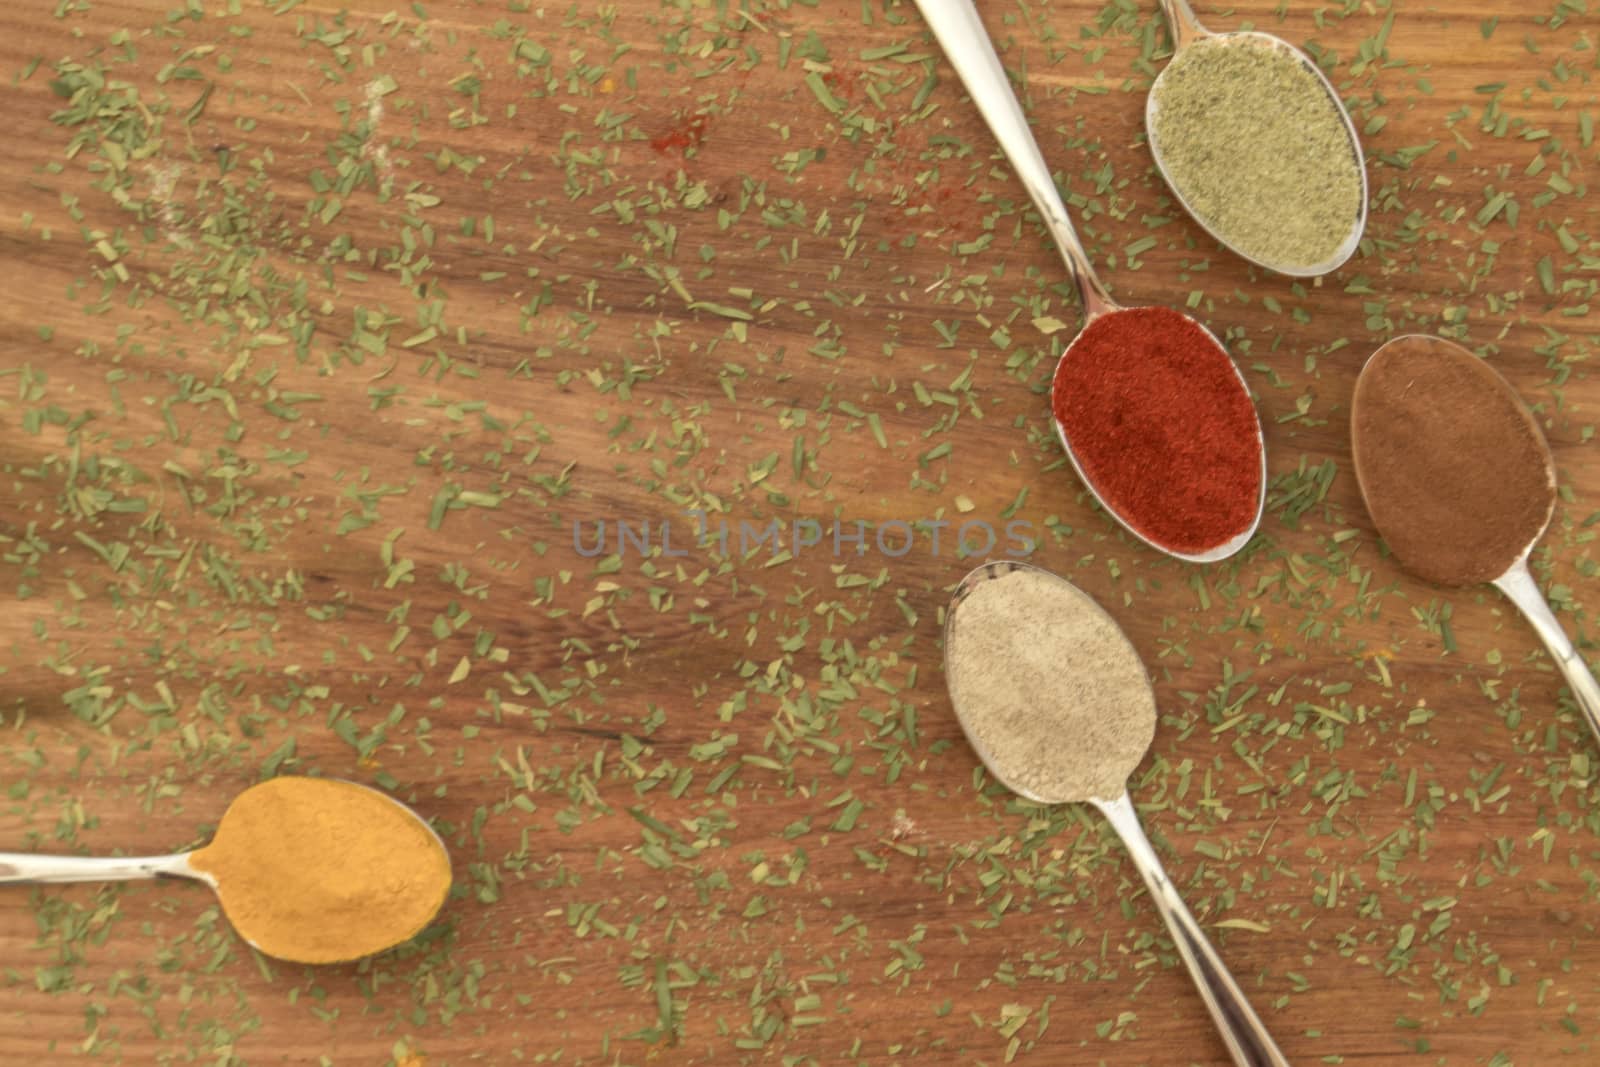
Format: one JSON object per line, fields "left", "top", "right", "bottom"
{"left": 1, "top": 0, "right": 1598, "bottom": 1063}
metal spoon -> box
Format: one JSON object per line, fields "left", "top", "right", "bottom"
{"left": 0, "top": 778, "right": 450, "bottom": 964}
{"left": 1147, "top": 0, "right": 1367, "bottom": 276}
{"left": 913, "top": 0, "right": 1265, "bottom": 563}
{"left": 1498, "top": 557, "right": 1600, "bottom": 747}
{"left": 1351, "top": 335, "right": 1600, "bottom": 748}
{"left": 944, "top": 560, "right": 1290, "bottom": 1067}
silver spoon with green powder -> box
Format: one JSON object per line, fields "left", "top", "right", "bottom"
{"left": 1146, "top": 1, "right": 1367, "bottom": 276}
{"left": 944, "top": 561, "right": 1291, "bottom": 1067}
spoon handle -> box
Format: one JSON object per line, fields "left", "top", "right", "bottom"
{"left": 911, "top": 0, "right": 1117, "bottom": 320}
{"left": 1156, "top": 0, "right": 1209, "bottom": 50}
{"left": 0, "top": 852, "right": 195, "bottom": 884}
{"left": 1093, "top": 793, "right": 1290, "bottom": 1067}
{"left": 1494, "top": 558, "right": 1600, "bottom": 748}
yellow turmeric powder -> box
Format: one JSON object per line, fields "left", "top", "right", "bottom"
{"left": 189, "top": 777, "right": 451, "bottom": 964}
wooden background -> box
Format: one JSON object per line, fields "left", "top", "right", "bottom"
{"left": 1, "top": 0, "right": 1597, "bottom": 1063}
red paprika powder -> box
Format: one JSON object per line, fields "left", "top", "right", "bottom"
{"left": 1050, "top": 306, "right": 1262, "bottom": 555}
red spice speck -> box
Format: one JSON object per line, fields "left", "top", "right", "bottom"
{"left": 1050, "top": 305, "right": 1262, "bottom": 554}
{"left": 821, "top": 69, "right": 855, "bottom": 103}
{"left": 651, "top": 112, "right": 709, "bottom": 155}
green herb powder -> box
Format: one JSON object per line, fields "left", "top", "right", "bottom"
{"left": 1149, "top": 35, "right": 1363, "bottom": 272}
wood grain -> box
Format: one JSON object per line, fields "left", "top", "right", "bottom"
{"left": 0, "top": 0, "right": 1597, "bottom": 1063}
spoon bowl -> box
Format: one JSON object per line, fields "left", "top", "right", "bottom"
{"left": 1147, "top": 6, "right": 1367, "bottom": 276}
{"left": 1351, "top": 335, "right": 1555, "bottom": 585}
{"left": 1050, "top": 309, "right": 1267, "bottom": 564}
{"left": 943, "top": 561, "right": 1290, "bottom": 1066}
{"left": 0, "top": 777, "right": 451, "bottom": 965}
{"left": 914, "top": 0, "right": 1265, "bottom": 561}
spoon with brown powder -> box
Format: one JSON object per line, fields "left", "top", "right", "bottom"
{"left": 1351, "top": 335, "right": 1600, "bottom": 747}
{"left": 0, "top": 776, "right": 452, "bottom": 964}
{"left": 944, "top": 561, "right": 1290, "bottom": 1067}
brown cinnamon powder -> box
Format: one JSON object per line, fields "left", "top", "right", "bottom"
{"left": 1351, "top": 336, "right": 1555, "bottom": 586}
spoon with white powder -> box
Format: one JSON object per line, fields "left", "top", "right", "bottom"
{"left": 943, "top": 561, "right": 1289, "bottom": 1067}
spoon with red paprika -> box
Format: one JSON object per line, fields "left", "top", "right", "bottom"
{"left": 914, "top": 0, "right": 1265, "bottom": 562}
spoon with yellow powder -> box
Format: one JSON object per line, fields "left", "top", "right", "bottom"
{"left": 0, "top": 777, "right": 451, "bottom": 964}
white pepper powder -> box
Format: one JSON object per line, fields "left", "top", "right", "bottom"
{"left": 945, "top": 567, "right": 1156, "bottom": 803}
